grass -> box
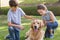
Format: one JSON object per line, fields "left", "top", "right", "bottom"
{"left": 19, "top": 0, "right": 59, "bottom": 4}
{"left": 0, "top": 15, "right": 60, "bottom": 40}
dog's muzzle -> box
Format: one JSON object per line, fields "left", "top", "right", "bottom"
{"left": 34, "top": 26, "right": 39, "bottom": 32}
{"left": 34, "top": 26, "right": 37, "bottom": 29}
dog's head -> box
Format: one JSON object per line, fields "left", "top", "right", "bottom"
{"left": 31, "top": 19, "right": 44, "bottom": 32}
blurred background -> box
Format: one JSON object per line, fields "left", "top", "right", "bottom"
{"left": 0, "top": 0, "right": 60, "bottom": 15}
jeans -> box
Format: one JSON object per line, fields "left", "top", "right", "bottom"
{"left": 45, "top": 21, "right": 58, "bottom": 38}
{"left": 8, "top": 27, "right": 20, "bottom": 40}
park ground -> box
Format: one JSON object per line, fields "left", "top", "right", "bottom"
{"left": 0, "top": 15, "right": 60, "bottom": 40}
{"left": 0, "top": 0, "right": 60, "bottom": 40}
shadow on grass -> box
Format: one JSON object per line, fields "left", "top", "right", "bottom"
{"left": 20, "top": 36, "right": 52, "bottom": 40}
{"left": 20, "top": 36, "right": 25, "bottom": 40}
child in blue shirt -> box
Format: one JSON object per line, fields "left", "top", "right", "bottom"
{"left": 6, "top": 0, "right": 34, "bottom": 40}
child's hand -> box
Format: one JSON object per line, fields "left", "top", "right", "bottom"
{"left": 20, "top": 26, "right": 24, "bottom": 30}
{"left": 45, "top": 21, "right": 48, "bottom": 25}
{"left": 17, "top": 25, "right": 24, "bottom": 30}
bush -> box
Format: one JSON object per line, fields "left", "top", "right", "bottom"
{"left": 21, "top": 6, "right": 39, "bottom": 15}
{"left": 0, "top": 6, "right": 60, "bottom": 16}
{"left": 48, "top": 6, "right": 60, "bottom": 16}
{"left": 0, "top": 7, "right": 9, "bottom": 15}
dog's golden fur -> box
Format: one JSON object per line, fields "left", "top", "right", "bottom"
{"left": 25, "top": 19, "right": 45, "bottom": 40}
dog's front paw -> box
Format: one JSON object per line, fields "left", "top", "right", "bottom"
{"left": 25, "top": 36, "right": 29, "bottom": 39}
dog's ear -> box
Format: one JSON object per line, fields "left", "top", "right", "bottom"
{"left": 31, "top": 23, "right": 33, "bottom": 29}
{"left": 39, "top": 22, "right": 42, "bottom": 28}
{"left": 40, "top": 21, "right": 44, "bottom": 28}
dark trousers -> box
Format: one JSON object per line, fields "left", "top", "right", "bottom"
{"left": 8, "top": 27, "right": 20, "bottom": 40}
{"left": 45, "top": 22, "right": 58, "bottom": 38}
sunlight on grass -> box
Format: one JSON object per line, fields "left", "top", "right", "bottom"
{"left": 19, "top": 0, "right": 24, "bottom": 3}
{"left": 57, "top": 28, "right": 60, "bottom": 31}
{"left": 58, "top": 20, "right": 60, "bottom": 25}
{"left": 0, "top": 15, "right": 60, "bottom": 40}
{"left": 0, "top": 26, "right": 8, "bottom": 32}
{"left": 22, "top": 23, "right": 30, "bottom": 25}
{"left": 0, "top": 27, "right": 6, "bottom": 30}
{"left": 0, "top": 29, "right": 7, "bottom": 33}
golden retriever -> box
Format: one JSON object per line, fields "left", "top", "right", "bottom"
{"left": 25, "top": 19, "right": 45, "bottom": 40}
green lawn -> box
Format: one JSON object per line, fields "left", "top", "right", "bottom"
{"left": 19, "top": 0, "right": 58, "bottom": 4}
{"left": 0, "top": 15, "right": 60, "bottom": 40}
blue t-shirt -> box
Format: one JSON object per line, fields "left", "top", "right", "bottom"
{"left": 7, "top": 7, "right": 25, "bottom": 30}
{"left": 7, "top": 7, "right": 25, "bottom": 25}
{"left": 42, "top": 10, "right": 57, "bottom": 22}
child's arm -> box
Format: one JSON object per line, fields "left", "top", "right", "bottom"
{"left": 47, "top": 11, "right": 55, "bottom": 23}
{"left": 42, "top": 20, "right": 46, "bottom": 26}
{"left": 23, "top": 15, "right": 34, "bottom": 20}
{"left": 45, "top": 11, "right": 55, "bottom": 24}
{"left": 8, "top": 22, "right": 24, "bottom": 30}
{"left": 20, "top": 8, "right": 35, "bottom": 20}
{"left": 49, "top": 11, "right": 55, "bottom": 22}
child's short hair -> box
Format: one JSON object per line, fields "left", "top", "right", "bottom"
{"left": 9, "top": 0, "right": 18, "bottom": 7}
{"left": 37, "top": 4, "right": 47, "bottom": 10}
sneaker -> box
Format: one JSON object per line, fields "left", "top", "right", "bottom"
{"left": 4, "top": 35, "right": 11, "bottom": 40}
{"left": 50, "top": 34, "right": 54, "bottom": 39}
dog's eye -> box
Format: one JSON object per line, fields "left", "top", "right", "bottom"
{"left": 33, "top": 22, "right": 35, "bottom": 24}
{"left": 37, "top": 23, "right": 39, "bottom": 24}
